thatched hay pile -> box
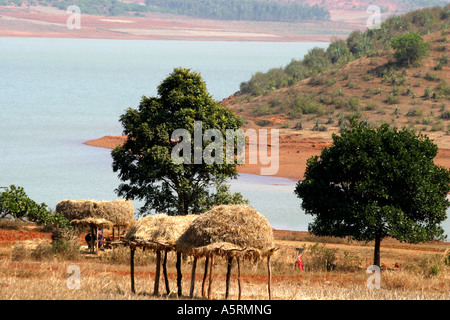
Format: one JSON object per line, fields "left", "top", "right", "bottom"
{"left": 122, "top": 205, "right": 276, "bottom": 299}
{"left": 56, "top": 199, "right": 134, "bottom": 226}
{"left": 124, "top": 214, "right": 198, "bottom": 251}
{"left": 70, "top": 218, "right": 113, "bottom": 229}
{"left": 177, "top": 204, "right": 275, "bottom": 260}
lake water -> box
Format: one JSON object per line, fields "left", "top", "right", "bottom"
{"left": 1, "top": 37, "right": 449, "bottom": 235}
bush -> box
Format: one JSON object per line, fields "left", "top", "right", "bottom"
{"left": 406, "top": 107, "right": 423, "bottom": 117}
{"left": 304, "top": 243, "right": 338, "bottom": 271}
{"left": 431, "top": 119, "right": 444, "bottom": 131}
{"left": 386, "top": 93, "right": 400, "bottom": 104}
{"left": 0, "top": 185, "right": 71, "bottom": 230}
{"left": 391, "top": 32, "right": 430, "bottom": 65}
{"left": 347, "top": 96, "right": 360, "bottom": 111}
{"left": 441, "top": 109, "right": 450, "bottom": 119}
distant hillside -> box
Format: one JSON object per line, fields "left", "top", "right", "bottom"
{"left": 282, "top": 0, "right": 450, "bottom": 13}
{"left": 144, "top": 0, "right": 330, "bottom": 22}
{"left": 223, "top": 5, "right": 450, "bottom": 147}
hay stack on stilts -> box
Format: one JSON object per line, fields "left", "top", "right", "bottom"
{"left": 176, "top": 204, "right": 276, "bottom": 300}
{"left": 124, "top": 214, "right": 198, "bottom": 296}
{"left": 56, "top": 199, "right": 134, "bottom": 253}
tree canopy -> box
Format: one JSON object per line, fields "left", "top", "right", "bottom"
{"left": 391, "top": 32, "right": 430, "bottom": 65}
{"left": 111, "top": 68, "right": 247, "bottom": 216}
{"left": 294, "top": 122, "right": 450, "bottom": 266}
{"left": 0, "top": 185, "right": 71, "bottom": 229}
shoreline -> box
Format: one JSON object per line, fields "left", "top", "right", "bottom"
{"left": 0, "top": 6, "right": 363, "bottom": 43}
{"left": 84, "top": 133, "right": 450, "bottom": 182}
{"left": 83, "top": 134, "right": 330, "bottom": 181}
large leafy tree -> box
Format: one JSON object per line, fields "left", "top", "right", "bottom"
{"left": 295, "top": 122, "right": 450, "bottom": 266}
{"left": 112, "top": 68, "right": 246, "bottom": 216}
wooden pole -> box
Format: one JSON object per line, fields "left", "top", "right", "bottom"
{"left": 95, "top": 226, "right": 99, "bottom": 253}
{"left": 154, "top": 250, "right": 161, "bottom": 296}
{"left": 201, "top": 256, "right": 209, "bottom": 298}
{"left": 189, "top": 256, "right": 197, "bottom": 298}
{"left": 90, "top": 226, "right": 95, "bottom": 254}
{"left": 176, "top": 252, "right": 183, "bottom": 297}
{"left": 225, "top": 256, "right": 233, "bottom": 300}
{"left": 267, "top": 255, "right": 272, "bottom": 300}
{"left": 237, "top": 257, "right": 242, "bottom": 300}
{"left": 207, "top": 253, "right": 215, "bottom": 300}
{"left": 130, "top": 247, "right": 136, "bottom": 294}
{"left": 163, "top": 249, "right": 170, "bottom": 295}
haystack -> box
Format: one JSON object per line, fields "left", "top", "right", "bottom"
{"left": 124, "top": 214, "right": 199, "bottom": 296}
{"left": 176, "top": 204, "right": 276, "bottom": 300}
{"left": 125, "top": 214, "right": 198, "bottom": 250}
{"left": 57, "top": 199, "right": 134, "bottom": 253}
{"left": 70, "top": 218, "right": 113, "bottom": 229}
{"left": 56, "top": 199, "right": 134, "bottom": 226}
{"left": 176, "top": 204, "right": 275, "bottom": 260}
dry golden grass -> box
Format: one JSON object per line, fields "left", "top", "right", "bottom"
{"left": 1, "top": 231, "right": 449, "bottom": 300}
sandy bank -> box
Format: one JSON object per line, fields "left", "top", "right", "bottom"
{"left": 84, "top": 133, "right": 450, "bottom": 182}
{"left": 0, "top": 6, "right": 361, "bottom": 42}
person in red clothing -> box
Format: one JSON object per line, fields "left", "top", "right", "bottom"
{"left": 295, "top": 248, "right": 305, "bottom": 272}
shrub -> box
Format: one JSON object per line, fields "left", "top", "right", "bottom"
{"left": 292, "top": 96, "right": 325, "bottom": 116}
{"left": 293, "top": 120, "right": 303, "bottom": 130}
{"left": 424, "top": 72, "right": 437, "bottom": 81}
{"left": 386, "top": 93, "right": 400, "bottom": 104}
{"left": 304, "top": 243, "right": 338, "bottom": 271}
{"left": 0, "top": 185, "right": 71, "bottom": 229}
{"left": 431, "top": 119, "right": 444, "bottom": 131}
{"left": 441, "top": 109, "right": 450, "bottom": 119}
{"left": 391, "top": 32, "right": 430, "bottom": 65}
{"left": 406, "top": 107, "right": 423, "bottom": 117}
{"left": 347, "top": 96, "right": 360, "bottom": 111}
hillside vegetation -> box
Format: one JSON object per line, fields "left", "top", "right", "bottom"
{"left": 225, "top": 5, "right": 450, "bottom": 140}
{"left": 144, "top": 0, "right": 330, "bottom": 22}
{"left": 0, "top": 0, "right": 330, "bottom": 20}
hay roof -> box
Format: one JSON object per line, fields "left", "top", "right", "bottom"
{"left": 124, "top": 214, "right": 198, "bottom": 250}
{"left": 70, "top": 218, "right": 113, "bottom": 229}
{"left": 176, "top": 205, "right": 275, "bottom": 259}
{"left": 56, "top": 199, "right": 134, "bottom": 225}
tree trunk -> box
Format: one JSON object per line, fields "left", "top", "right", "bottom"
{"left": 373, "top": 233, "right": 381, "bottom": 267}
{"left": 176, "top": 252, "right": 183, "bottom": 297}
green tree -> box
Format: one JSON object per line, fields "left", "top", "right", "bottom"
{"left": 0, "top": 185, "right": 71, "bottom": 229}
{"left": 111, "top": 68, "right": 247, "bottom": 216}
{"left": 391, "top": 32, "right": 430, "bottom": 65}
{"left": 295, "top": 122, "right": 450, "bottom": 266}
{"left": 326, "top": 39, "right": 350, "bottom": 64}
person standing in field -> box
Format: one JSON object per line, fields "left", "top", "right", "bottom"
{"left": 295, "top": 248, "right": 304, "bottom": 272}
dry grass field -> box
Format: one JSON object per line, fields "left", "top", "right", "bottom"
{"left": 0, "top": 222, "right": 448, "bottom": 301}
